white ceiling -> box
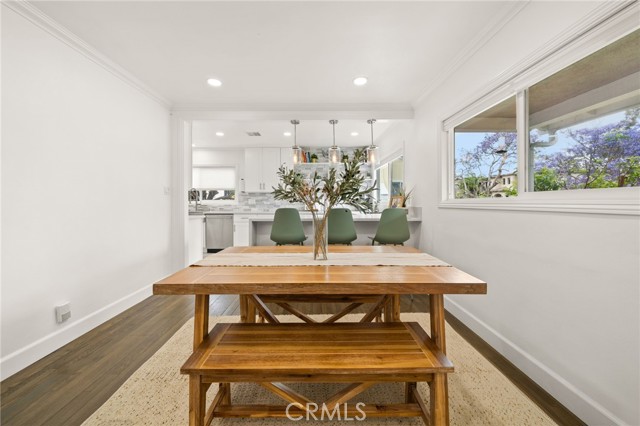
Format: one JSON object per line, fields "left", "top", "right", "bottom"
{"left": 192, "top": 118, "right": 400, "bottom": 148}
{"left": 30, "top": 1, "right": 524, "bottom": 149}
{"left": 32, "top": 1, "right": 514, "bottom": 109}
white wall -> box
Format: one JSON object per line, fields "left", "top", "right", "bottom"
{"left": 1, "top": 7, "right": 173, "bottom": 379}
{"left": 402, "top": 2, "right": 639, "bottom": 425}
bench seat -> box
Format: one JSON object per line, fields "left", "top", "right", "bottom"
{"left": 182, "top": 322, "right": 453, "bottom": 425}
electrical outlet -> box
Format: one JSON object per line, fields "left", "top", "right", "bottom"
{"left": 55, "top": 302, "right": 71, "bottom": 323}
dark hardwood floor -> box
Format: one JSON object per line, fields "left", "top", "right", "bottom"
{"left": 1, "top": 294, "right": 585, "bottom": 426}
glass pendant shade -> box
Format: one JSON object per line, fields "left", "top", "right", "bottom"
{"left": 366, "top": 144, "right": 379, "bottom": 165}
{"left": 366, "top": 118, "right": 378, "bottom": 165}
{"left": 292, "top": 146, "right": 302, "bottom": 164}
{"left": 328, "top": 146, "right": 342, "bottom": 164}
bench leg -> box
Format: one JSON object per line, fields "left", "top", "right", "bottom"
{"left": 430, "top": 373, "right": 449, "bottom": 426}
{"left": 221, "top": 383, "right": 231, "bottom": 405}
{"left": 405, "top": 382, "right": 416, "bottom": 403}
{"left": 429, "top": 294, "right": 449, "bottom": 424}
{"left": 189, "top": 376, "right": 205, "bottom": 426}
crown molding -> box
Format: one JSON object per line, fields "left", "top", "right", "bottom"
{"left": 3, "top": 0, "right": 172, "bottom": 108}
{"left": 412, "top": 1, "right": 530, "bottom": 108}
{"left": 170, "top": 103, "right": 414, "bottom": 121}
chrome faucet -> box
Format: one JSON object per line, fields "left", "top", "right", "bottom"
{"left": 189, "top": 188, "right": 200, "bottom": 210}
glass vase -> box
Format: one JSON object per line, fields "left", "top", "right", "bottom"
{"left": 312, "top": 213, "right": 328, "bottom": 261}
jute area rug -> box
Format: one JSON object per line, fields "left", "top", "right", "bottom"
{"left": 82, "top": 313, "right": 556, "bottom": 425}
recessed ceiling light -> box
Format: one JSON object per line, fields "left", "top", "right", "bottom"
{"left": 351, "top": 132, "right": 359, "bottom": 136}
{"left": 216, "top": 132, "right": 224, "bottom": 137}
{"left": 207, "top": 78, "right": 222, "bottom": 87}
{"left": 284, "top": 132, "right": 292, "bottom": 137}
{"left": 377, "top": 119, "right": 388, "bottom": 123}
{"left": 353, "top": 76, "right": 368, "bottom": 86}
{"left": 192, "top": 144, "right": 196, "bottom": 147}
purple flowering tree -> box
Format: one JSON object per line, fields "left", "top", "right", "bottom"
{"left": 455, "top": 132, "right": 518, "bottom": 198}
{"left": 534, "top": 108, "right": 640, "bottom": 190}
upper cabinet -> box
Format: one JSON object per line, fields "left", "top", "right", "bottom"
{"left": 244, "top": 148, "right": 282, "bottom": 192}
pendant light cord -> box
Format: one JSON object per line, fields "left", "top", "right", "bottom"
{"left": 330, "top": 119, "right": 338, "bottom": 147}
{"left": 291, "top": 119, "right": 299, "bottom": 147}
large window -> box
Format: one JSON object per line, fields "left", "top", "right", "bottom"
{"left": 445, "top": 26, "right": 639, "bottom": 209}
{"left": 528, "top": 31, "right": 640, "bottom": 191}
{"left": 454, "top": 96, "right": 517, "bottom": 198}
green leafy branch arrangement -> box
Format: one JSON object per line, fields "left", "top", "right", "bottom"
{"left": 272, "top": 148, "right": 376, "bottom": 212}
{"left": 272, "top": 149, "right": 376, "bottom": 258}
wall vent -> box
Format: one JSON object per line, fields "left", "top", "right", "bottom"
{"left": 246, "top": 131, "right": 261, "bottom": 136}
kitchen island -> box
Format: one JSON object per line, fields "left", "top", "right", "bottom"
{"left": 233, "top": 209, "right": 422, "bottom": 247}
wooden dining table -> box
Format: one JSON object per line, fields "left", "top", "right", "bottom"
{"left": 153, "top": 245, "right": 486, "bottom": 425}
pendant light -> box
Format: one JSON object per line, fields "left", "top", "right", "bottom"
{"left": 291, "top": 120, "right": 301, "bottom": 164}
{"left": 366, "top": 118, "right": 379, "bottom": 165}
{"left": 328, "top": 119, "right": 341, "bottom": 164}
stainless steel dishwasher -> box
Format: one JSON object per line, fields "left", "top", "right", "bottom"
{"left": 205, "top": 214, "right": 234, "bottom": 253}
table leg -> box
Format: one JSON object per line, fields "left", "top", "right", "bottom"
{"left": 429, "top": 294, "right": 449, "bottom": 425}
{"left": 193, "top": 295, "right": 210, "bottom": 350}
{"left": 245, "top": 296, "right": 256, "bottom": 323}
{"left": 239, "top": 295, "right": 248, "bottom": 323}
{"left": 384, "top": 295, "right": 401, "bottom": 322}
{"left": 429, "top": 294, "right": 447, "bottom": 353}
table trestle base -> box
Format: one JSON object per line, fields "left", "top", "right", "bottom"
{"left": 248, "top": 294, "right": 393, "bottom": 324}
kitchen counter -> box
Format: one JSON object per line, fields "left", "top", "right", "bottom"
{"left": 246, "top": 212, "right": 421, "bottom": 222}
{"left": 189, "top": 207, "right": 422, "bottom": 247}
{"left": 233, "top": 208, "right": 422, "bottom": 247}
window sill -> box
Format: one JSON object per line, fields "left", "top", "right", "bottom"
{"left": 438, "top": 197, "right": 640, "bottom": 215}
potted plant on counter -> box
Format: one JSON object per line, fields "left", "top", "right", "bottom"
{"left": 398, "top": 186, "right": 414, "bottom": 207}
{"left": 272, "top": 149, "right": 375, "bottom": 260}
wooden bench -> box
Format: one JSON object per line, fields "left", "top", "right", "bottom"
{"left": 181, "top": 322, "right": 453, "bottom": 426}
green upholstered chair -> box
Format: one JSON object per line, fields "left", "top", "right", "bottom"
{"left": 328, "top": 208, "right": 357, "bottom": 245}
{"left": 270, "top": 208, "right": 307, "bottom": 245}
{"left": 370, "top": 208, "right": 410, "bottom": 245}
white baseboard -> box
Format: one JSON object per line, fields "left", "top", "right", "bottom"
{"left": 0, "top": 285, "right": 153, "bottom": 381}
{"left": 444, "top": 297, "right": 626, "bottom": 426}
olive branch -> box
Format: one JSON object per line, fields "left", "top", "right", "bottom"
{"left": 272, "top": 148, "right": 376, "bottom": 213}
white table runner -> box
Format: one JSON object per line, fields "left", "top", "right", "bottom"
{"left": 195, "top": 252, "right": 450, "bottom": 267}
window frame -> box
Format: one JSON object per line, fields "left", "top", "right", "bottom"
{"left": 439, "top": 4, "right": 640, "bottom": 216}
{"left": 191, "top": 164, "right": 239, "bottom": 205}
{"left": 375, "top": 151, "right": 404, "bottom": 208}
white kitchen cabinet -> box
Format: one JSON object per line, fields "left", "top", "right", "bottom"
{"left": 233, "top": 214, "right": 250, "bottom": 246}
{"left": 187, "top": 216, "right": 205, "bottom": 265}
{"left": 280, "top": 147, "right": 295, "bottom": 170}
{"left": 244, "top": 148, "right": 281, "bottom": 192}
